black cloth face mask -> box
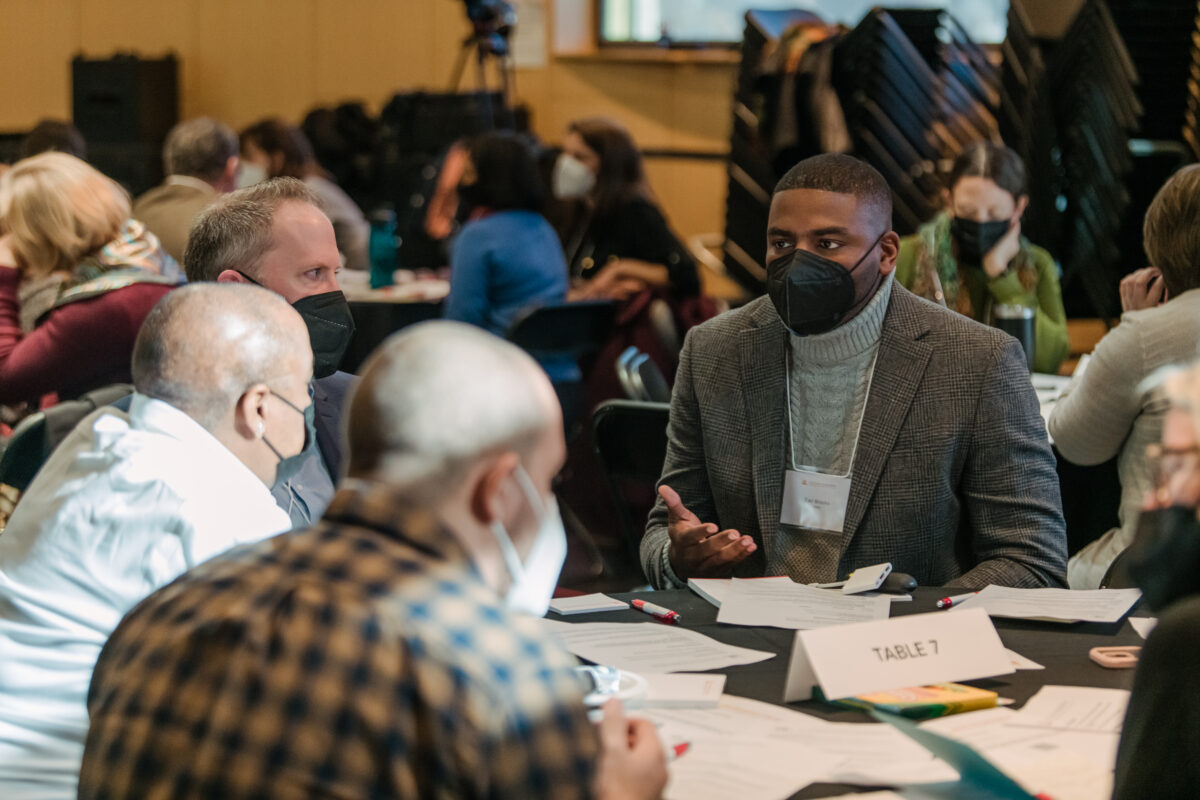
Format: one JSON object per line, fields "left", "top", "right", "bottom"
{"left": 1123, "top": 505, "right": 1200, "bottom": 613}
{"left": 291, "top": 290, "right": 356, "bottom": 379}
{"left": 766, "top": 232, "right": 885, "bottom": 336}
{"left": 950, "top": 218, "right": 1010, "bottom": 263}
{"left": 234, "top": 272, "right": 356, "bottom": 379}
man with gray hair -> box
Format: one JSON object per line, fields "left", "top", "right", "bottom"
{"left": 184, "top": 177, "right": 357, "bottom": 527}
{"left": 132, "top": 117, "right": 239, "bottom": 262}
{"left": 0, "top": 283, "right": 312, "bottom": 800}
{"left": 79, "top": 321, "right": 667, "bottom": 800}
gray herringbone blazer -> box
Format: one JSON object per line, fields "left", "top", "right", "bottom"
{"left": 640, "top": 285, "right": 1068, "bottom": 590}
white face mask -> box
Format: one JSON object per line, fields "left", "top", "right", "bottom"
{"left": 552, "top": 153, "right": 596, "bottom": 200}
{"left": 237, "top": 161, "right": 267, "bottom": 189}
{"left": 490, "top": 466, "right": 567, "bottom": 617}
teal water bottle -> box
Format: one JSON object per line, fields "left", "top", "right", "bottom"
{"left": 368, "top": 205, "right": 398, "bottom": 289}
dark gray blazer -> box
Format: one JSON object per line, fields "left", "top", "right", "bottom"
{"left": 640, "top": 285, "right": 1068, "bottom": 590}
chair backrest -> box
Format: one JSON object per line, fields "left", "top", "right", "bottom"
{"left": 592, "top": 399, "right": 671, "bottom": 559}
{"left": 0, "top": 412, "right": 49, "bottom": 493}
{"left": 43, "top": 383, "right": 135, "bottom": 452}
{"left": 615, "top": 346, "right": 642, "bottom": 400}
{"left": 0, "top": 383, "right": 134, "bottom": 494}
{"left": 506, "top": 300, "right": 618, "bottom": 361}
{"left": 633, "top": 353, "right": 672, "bottom": 403}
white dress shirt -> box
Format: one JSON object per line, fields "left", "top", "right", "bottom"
{"left": 0, "top": 394, "right": 291, "bottom": 799}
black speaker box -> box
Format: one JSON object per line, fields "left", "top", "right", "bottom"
{"left": 72, "top": 54, "right": 179, "bottom": 194}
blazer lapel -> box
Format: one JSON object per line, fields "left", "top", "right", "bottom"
{"left": 738, "top": 302, "right": 789, "bottom": 550}
{"left": 311, "top": 379, "right": 343, "bottom": 478}
{"left": 841, "top": 289, "right": 933, "bottom": 548}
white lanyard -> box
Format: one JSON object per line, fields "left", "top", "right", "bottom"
{"left": 783, "top": 344, "right": 879, "bottom": 478}
{"left": 780, "top": 344, "right": 878, "bottom": 533}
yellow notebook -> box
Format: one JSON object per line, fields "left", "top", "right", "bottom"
{"left": 820, "top": 682, "right": 998, "bottom": 720}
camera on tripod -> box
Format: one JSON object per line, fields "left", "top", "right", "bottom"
{"left": 462, "top": 0, "right": 517, "bottom": 57}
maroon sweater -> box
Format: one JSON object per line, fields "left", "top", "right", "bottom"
{"left": 0, "top": 267, "right": 174, "bottom": 404}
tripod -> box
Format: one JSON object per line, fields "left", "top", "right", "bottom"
{"left": 448, "top": 26, "right": 516, "bottom": 128}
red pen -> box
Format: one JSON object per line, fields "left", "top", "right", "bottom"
{"left": 632, "top": 598, "right": 681, "bottom": 624}
{"left": 936, "top": 592, "right": 978, "bottom": 609}
{"left": 669, "top": 742, "right": 690, "bottom": 761}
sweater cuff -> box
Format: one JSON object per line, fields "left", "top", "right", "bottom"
{"left": 660, "top": 539, "right": 687, "bottom": 589}
{"left": 987, "top": 269, "right": 1025, "bottom": 304}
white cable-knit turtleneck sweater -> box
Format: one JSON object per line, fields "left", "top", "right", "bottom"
{"left": 769, "top": 276, "right": 893, "bottom": 582}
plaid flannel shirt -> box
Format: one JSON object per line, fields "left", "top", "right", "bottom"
{"left": 79, "top": 481, "right": 598, "bottom": 799}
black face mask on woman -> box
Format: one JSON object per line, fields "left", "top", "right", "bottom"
{"left": 950, "top": 218, "right": 1010, "bottom": 263}
{"left": 766, "top": 232, "right": 885, "bottom": 336}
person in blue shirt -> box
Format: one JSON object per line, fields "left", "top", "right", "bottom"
{"left": 446, "top": 131, "right": 575, "bottom": 383}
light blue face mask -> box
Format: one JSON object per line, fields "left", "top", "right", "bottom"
{"left": 490, "top": 466, "right": 567, "bottom": 617}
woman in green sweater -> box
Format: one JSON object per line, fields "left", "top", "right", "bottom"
{"left": 896, "top": 142, "right": 1069, "bottom": 373}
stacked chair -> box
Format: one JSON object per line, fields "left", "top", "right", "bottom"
{"left": 722, "top": 9, "right": 826, "bottom": 290}
{"left": 1001, "top": 0, "right": 1143, "bottom": 318}
{"left": 721, "top": 7, "right": 1001, "bottom": 294}
{"left": 833, "top": 8, "right": 1002, "bottom": 236}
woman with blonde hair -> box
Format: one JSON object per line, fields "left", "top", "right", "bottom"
{"left": 0, "top": 152, "right": 180, "bottom": 405}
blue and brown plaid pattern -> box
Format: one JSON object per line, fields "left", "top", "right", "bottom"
{"left": 80, "top": 482, "right": 598, "bottom": 799}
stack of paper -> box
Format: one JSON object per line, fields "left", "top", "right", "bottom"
{"left": 953, "top": 586, "right": 1141, "bottom": 623}
{"left": 1009, "top": 685, "right": 1129, "bottom": 734}
{"left": 540, "top": 620, "right": 774, "bottom": 673}
{"left": 716, "top": 577, "right": 892, "bottom": 629}
{"left": 918, "top": 700, "right": 1121, "bottom": 799}
{"left": 687, "top": 576, "right": 792, "bottom": 608}
{"left": 645, "top": 695, "right": 947, "bottom": 799}
{"left": 644, "top": 691, "right": 1123, "bottom": 799}
{"left": 548, "top": 593, "right": 629, "bottom": 615}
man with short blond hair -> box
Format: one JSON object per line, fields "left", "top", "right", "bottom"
{"left": 184, "top": 177, "right": 357, "bottom": 527}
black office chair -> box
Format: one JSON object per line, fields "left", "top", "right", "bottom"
{"left": 507, "top": 300, "right": 618, "bottom": 435}
{"left": 0, "top": 383, "right": 133, "bottom": 494}
{"left": 632, "top": 352, "right": 672, "bottom": 404}
{"left": 0, "top": 413, "right": 48, "bottom": 493}
{"left": 507, "top": 300, "right": 618, "bottom": 360}
{"left": 615, "top": 347, "right": 672, "bottom": 404}
{"left": 592, "top": 400, "right": 671, "bottom": 564}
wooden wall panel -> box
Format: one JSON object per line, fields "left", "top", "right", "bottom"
{"left": 0, "top": 0, "right": 80, "bottom": 127}
{"left": 0, "top": 0, "right": 735, "bottom": 237}
{"left": 189, "top": 0, "right": 319, "bottom": 127}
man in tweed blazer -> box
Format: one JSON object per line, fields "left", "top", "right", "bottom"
{"left": 641, "top": 155, "right": 1067, "bottom": 590}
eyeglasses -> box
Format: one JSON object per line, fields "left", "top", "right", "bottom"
{"left": 1146, "top": 443, "right": 1200, "bottom": 490}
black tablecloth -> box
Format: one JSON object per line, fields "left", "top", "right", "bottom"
{"left": 551, "top": 587, "right": 1143, "bottom": 798}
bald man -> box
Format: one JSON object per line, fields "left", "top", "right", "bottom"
{"left": 641, "top": 154, "right": 1067, "bottom": 590}
{"left": 0, "top": 284, "right": 312, "bottom": 800}
{"left": 80, "top": 322, "right": 666, "bottom": 800}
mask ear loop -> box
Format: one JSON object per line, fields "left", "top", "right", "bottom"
{"left": 490, "top": 464, "right": 545, "bottom": 586}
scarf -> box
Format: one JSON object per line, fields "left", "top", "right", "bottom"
{"left": 18, "top": 219, "right": 181, "bottom": 331}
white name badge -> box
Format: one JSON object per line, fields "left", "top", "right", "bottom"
{"left": 783, "top": 607, "right": 1014, "bottom": 702}
{"left": 781, "top": 469, "right": 852, "bottom": 533}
